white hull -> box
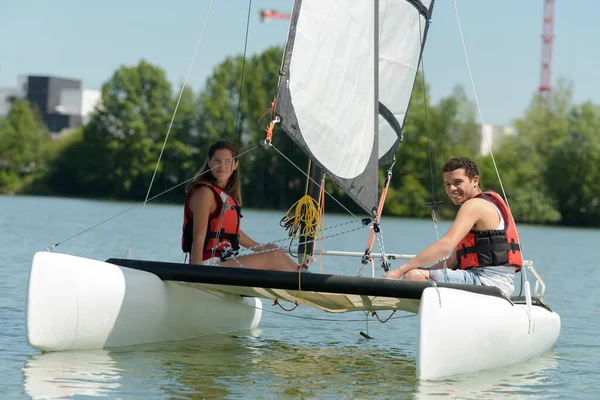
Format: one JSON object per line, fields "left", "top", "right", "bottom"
{"left": 417, "top": 287, "right": 561, "bottom": 380}
{"left": 27, "top": 252, "right": 560, "bottom": 381}
{"left": 26, "top": 252, "right": 262, "bottom": 351}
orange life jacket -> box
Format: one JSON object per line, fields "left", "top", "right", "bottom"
{"left": 456, "top": 191, "right": 522, "bottom": 272}
{"left": 182, "top": 182, "right": 241, "bottom": 261}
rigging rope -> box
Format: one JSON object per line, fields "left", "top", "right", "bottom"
{"left": 452, "top": 0, "right": 529, "bottom": 286}
{"left": 362, "top": 159, "right": 396, "bottom": 274}
{"left": 142, "top": 0, "right": 215, "bottom": 209}
{"left": 259, "top": 97, "right": 277, "bottom": 144}
{"left": 122, "top": 0, "right": 216, "bottom": 257}
{"left": 223, "top": 217, "right": 370, "bottom": 263}
{"left": 46, "top": 0, "right": 258, "bottom": 252}
{"left": 234, "top": 0, "right": 253, "bottom": 140}
{"left": 184, "top": 282, "right": 416, "bottom": 323}
{"left": 269, "top": 144, "right": 358, "bottom": 218}
{"left": 45, "top": 146, "right": 259, "bottom": 251}
{"left": 417, "top": 15, "right": 448, "bottom": 279}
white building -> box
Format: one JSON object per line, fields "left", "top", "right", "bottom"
{"left": 0, "top": 87, "right": 18, "bottom": 117}
{"left": 81, "top": 89, "right": 102, "bottom": 124}
{"left": 479, "top": 124, "right": 517, "bottom": 156}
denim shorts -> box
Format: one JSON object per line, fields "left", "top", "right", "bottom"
{"left": 428, "top": 268, "right": 482, "bottom": 285}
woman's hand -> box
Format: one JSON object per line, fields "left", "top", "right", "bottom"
{"left": 254, "top": 243, "right": 279, "bottom": 252}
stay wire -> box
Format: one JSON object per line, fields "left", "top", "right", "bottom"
{"left": 45, "top": 145, "right": 259, "bottom": 251}
{"left": 419, "top": 17, "right": 438, "bottom": 215}
{"left": 452, "top": 0, "right": 529, "bottom": 284}
{"left": 413, "top": 15, "right": 447, "bottom": 280}
{"left": 143, "top": 0, "right": 215, "bottom": 209}
{"left": 123, "top": 0, "right": 216, "bottom": 257}
{"left": 270, "top": 144, "right": 358, "bottom": 219}
{"left": 234, "top": 0, "right": 253, "bottom": 141}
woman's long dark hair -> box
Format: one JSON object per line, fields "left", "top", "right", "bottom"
{"left": 185, "top": 140, "right": 242, "bottom": 205}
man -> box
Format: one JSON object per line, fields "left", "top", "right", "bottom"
{"left": 386, "top": 157, "right": 522, "bottom": 297}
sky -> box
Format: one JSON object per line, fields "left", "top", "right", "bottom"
{"left": 1, "top": 0, "right": 598, "bottom": 125}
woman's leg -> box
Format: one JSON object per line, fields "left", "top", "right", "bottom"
{"left": 221, "top": 249, "right": 299, "bottom": 272}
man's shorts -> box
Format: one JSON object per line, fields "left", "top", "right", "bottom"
{"left": 428, "top": 267, "right": 482, "bottom": 285}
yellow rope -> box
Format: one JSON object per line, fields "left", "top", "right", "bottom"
{"left": 280, "top": 160, "right": 324, "bottom": 252}
{"left": 281, "top": 196, "right": 322, "bottom": 245}
{"left": 279, "top": 161, "right": 325, "bottom": 303}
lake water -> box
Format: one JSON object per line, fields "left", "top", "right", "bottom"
{"left": 1, "top": 194, "right": 599, "bottom": 399}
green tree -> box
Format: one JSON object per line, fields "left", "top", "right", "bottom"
{"left": 150, "top": 85, "right": 198, "bottom": 202}
{"left": 445, "top": 86, "right": 481, "bottom": 157}
{"left": 0, "top": 99, "right": 48, "bottom": 192}
{"left": 545, "top": 101, "right": 600, "bottom": 226}
{"left": 479, "top": 80, "right": 577, "bottom": 224}
{"left": 18, "top": 50, "right": 599, "bottom": 228}
{"left": 386, "top": 74, "right": 433, "bottom": 218}
{"left": 65, "top": 60, "right": 195, "bottom": 200}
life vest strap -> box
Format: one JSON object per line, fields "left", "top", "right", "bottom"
{"left": 457, "top": 242, "right": 521, "bottom": 258}
{"left": 207, "top": 231, "right": 240, "bottom": 250}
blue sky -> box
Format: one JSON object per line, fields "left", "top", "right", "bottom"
{"left": 1, "top": 0, "right": 597, "bottom": 125}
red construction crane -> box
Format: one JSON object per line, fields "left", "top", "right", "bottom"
{"left": 259, "top": 9, "right": 291, "bottom": 23}
{"left": 538, "top": 0, "right": 555, "bottom": 105}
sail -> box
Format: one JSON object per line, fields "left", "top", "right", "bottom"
{"left": 275, "top": 0, "right": 435, "bottom": 213}
{"left": 275, "top": 0, "right": 378, "bottom": 214}
{"left": 378, "top": 0, "right": 435, "bottom": 165}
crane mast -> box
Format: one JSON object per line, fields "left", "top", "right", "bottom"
{"left": 538, "top": 0, "right": 555, "bottom": 105}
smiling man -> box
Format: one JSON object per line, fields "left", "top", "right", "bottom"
{"left": 386, "top": 157, "right": 523, "bottom": 297}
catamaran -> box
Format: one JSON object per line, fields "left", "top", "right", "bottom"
{"left": 26, "top": 0, "right": 560, "bottom": 380}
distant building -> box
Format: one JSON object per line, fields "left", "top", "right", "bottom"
{"left": 81, "top": 89, "right": 102, "bottom": 124}
{"left": 479, "top": 124, "right": 516, "bottom": 156}
{"left": 2, "top": 75, "right": 102, "bottom": 136}
{"left": 0, "top": 87, "right": 18, "bottom": 117}
{"left": 23, "top": 75, "right": 84, "bottom": 133}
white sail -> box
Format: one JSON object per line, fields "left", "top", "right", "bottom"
{"left": 276, "top": 0, "right": 378, "bottom": 213}
{"left": 288, "top": 1, "right": 375, "bottom": 180}
{"left": 378, "top": 0, "right": 435, "bottom": 165}
{"left": 276, "top": 0, "right": 435, "bottom": 213}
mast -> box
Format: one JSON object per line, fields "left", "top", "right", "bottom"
{"left": 374, "top": 0, "right": 379, "bottom": 198}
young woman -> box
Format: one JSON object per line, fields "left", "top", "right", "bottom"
{"left": 182, "top": 140, "right": 303, "bottom": 272}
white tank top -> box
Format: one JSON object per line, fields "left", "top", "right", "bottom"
{"left": 475, "top": 195, "right": 514, "bottom": 297}
{"left": 481, "top": 196, "right": 505, "bottom": 230}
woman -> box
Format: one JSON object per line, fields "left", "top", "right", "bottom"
{"left": 182, "top": 140, "right": 303, "bottom": 272}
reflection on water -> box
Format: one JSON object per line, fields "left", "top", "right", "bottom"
{"left": 23, "top": 351, "right": 122, "bottom": 399}
{"left": 416, "top": 352, "right": 560, "bottom": 399}
{"left": 22, "top": 329, "right": 560, "bottom": 399}
{"left": 22, "top": 332, "right": 415, "bottom": 398}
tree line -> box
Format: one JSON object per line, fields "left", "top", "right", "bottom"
{"left": 1, "top": 46, "right": 599, "bottom": 227}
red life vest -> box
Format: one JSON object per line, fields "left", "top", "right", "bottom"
{"left": 456, "top": 191, "right": 522, "bottom": 272}
{"left": 182, "top": 182, "right": 241, "bottom": 261}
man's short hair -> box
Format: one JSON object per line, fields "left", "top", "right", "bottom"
{"left": 442, "top": 157, "right": 479, "bottom": 179}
